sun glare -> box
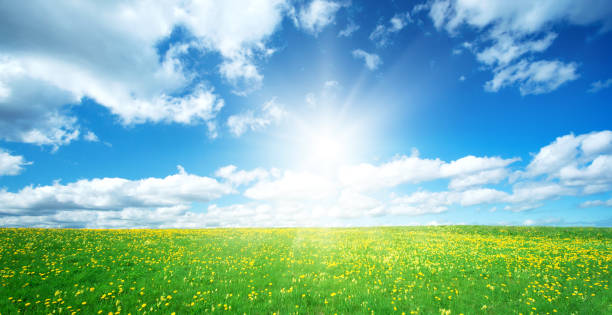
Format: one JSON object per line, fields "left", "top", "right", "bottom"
{"left": 307, "top": 129, "right": 346, "bottom": 164}
{"left": 287, "top": 117, "right": 365, "bottom": 172}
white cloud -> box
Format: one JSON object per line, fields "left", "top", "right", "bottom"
{"left": 331, "top": 190, "right": 383, "bottom": 218}
{"left": 484, "top": 59, "right": 579, "bottom": 95}
{"left": 525, "top": 133, "right": 585, "bottom": 177}
{"left": 338, "top": 21, "right": 360, "bottom": 37}
{"left": 227, "top": 98, "right": 287, "bottom": 136}
{"left": 588, "top": 78, "right": 612, "bottom": 93}
{"left": 477, "top": 33, "right": 557, "bottom": 66}
{"left": 582, "top": 131, "right": 612, "bottom": 156}
{"left": 386, "top": 180, "right": 575, "bottom": 215}
{"left": 4, "top": 130, "right": 612, "bottom": 227}
{"left": 0, "top": 166, "right": 233, "bottom": 216}
{"left": 387, "top": 188, "right": 509, "bottom": 216}
{"left": 507, "top": 182, "right": 575, "bottom": 204}
{"left": 0, "top": 0, "right": 293, "bottom": 147}
{"left": 218, "top": 55, "right": 264, "bottom": 95}
{"left": 0, "top": 149, "right": 30, "bottom": 176}
{"left": 581, "top": 198, "right": 612, "bottom": 208}
{"left": 20, "top": 198, "right": 354, "bottom": 228}
{"left": 339, "top": 154, "right": 518, "bottom": 191}
{"left": 0, "top": 57, "right": 80, "bottom": 147}
{"left": 175, "top": 0, "right": 289, "bottom": 93}
{"left": 388, "top": 193, "right": 450, "bottom": 216}
{"left": 525, "top": 131, "right": 612, "bottom": 179}
{"left": 558, "top": 155, "right": 612, "bottom": 188}
{"left": 440, "top": 155, "right": 519, "bottom": 177}
{"left": 296, "top": 0, "right": 343, "bottom": 35}
{"left": 369, "top": 25, "right": 386, "bottom": 44}
{"left": 215, "top": 165, "right": 270, "bottom": 186}
{"left": 390, "top": 13, "right": 411, "bottom": 31}
{"left": 369, "top": 12, "right": 412, "bottom": 47}
{"left": 339, "top": 155, "right": 444, "bottom": 191}
{"left": 83, "top": 131, "right": 99, "bottom": 142}
{"left": 449, "top": 168, "right": 509, "bottom": 190}
{"left": 460, "top": 188, "right": 509, "bottom": 206}
{"left": 505, "top": 204, "right": 543, "bottom": 212}
{"left": 507, "top": 130, "right": 612, "bottom": 201}
{"left": 426, "top": 0, "right": 612, "bottom": 94}
{"left": 352, "top": 49, "right": 382, "bottom": 70}
{"left": 245, "top": 170, "right": 336, "bottom": 201}
{"left": 506, "top": 131, "right": 612, "bottom": 202}
{"left": 429, "top": 0, "right": 612, "bottom": 35}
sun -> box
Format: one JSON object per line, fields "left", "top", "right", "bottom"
{"left": 306, "top": 128, "right": 347, "bottom": 164}
{"left": 279, "top": 102, "right": 375, "bottom": 172}
{"left": 286, "top": 118, "right": 363, "bottom": 173}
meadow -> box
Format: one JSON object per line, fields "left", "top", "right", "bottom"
{"left": 0, "top": 226, "right": 610, "bottom": 314}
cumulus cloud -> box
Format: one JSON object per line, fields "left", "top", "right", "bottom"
{"left": 245, "top": 170, "right": 336, "bottom": 201}
{"left": 339, "top": 154, "right": 518, "bottom": 191}
{"left": 507, "top": 130, "right": 612, "bottom": 201}
{"left": 425, "top": 0, "right": 612, "bottom": 94}
{"left": 295, "top": 0, "right": 343, "bottom": 35}
{"left": 352, "top": 49, "right": 382, "bottom": 70}
{"left": 330, "top": 190, "right": 384, "bottom": 218}
{"left": 0, "top": 0, "right": 292, "bottom": 147}
{"left": 507, "top": 182, "right": 575, "bottom": 204}
{"left": 83, "top": 131, "right": 99, "bottom": 142}
{"left": 0, "top": 149, "right": 30, "bottom": 176}
{"left": 227, "top": 98, "right": 287, "bottom": 136}
{"left": 0, "top": 200, "right": 366, "bottom": 229}
{"left": 449, "top": 168, "right": 509, "bottom": 190}
{"left": 388, "top": 181, "right": 573, "bottom": 216}
{"left": 524, "top": 130, "right": 612, "bottom": 182}
{"left": 214, "top": 165, "right": 270, "bottom": 186}
{"left": 3, "top": 130, "right": 612, "bottom": 227}
{"left": 428, "top": 0, "right": 612, "bottom": 35}
{"left": 388, "top": 188, "right": 509, "bottom": 216}
{"left": 160, "top": 0, "right": 289, "bottom": 94}
{"left": 0, "top": 166, "right": 233, "bottom": 216}
{"left": 0, "top": 57, "right": 80, "bottom": 147}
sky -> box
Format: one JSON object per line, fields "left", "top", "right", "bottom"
{"left": 1, "top": 0, "right": 612, "bottom": 228}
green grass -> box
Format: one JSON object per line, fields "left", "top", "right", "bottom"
{"left": 0, "top": 226, "right": 610, "bottom": 314}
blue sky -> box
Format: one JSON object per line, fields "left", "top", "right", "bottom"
{"left": 1, "top": 0, "right": 611, "bottom": 228}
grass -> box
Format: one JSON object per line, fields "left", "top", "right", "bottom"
{"left": 0, "top": 226, "right": 610, "bottom": 314}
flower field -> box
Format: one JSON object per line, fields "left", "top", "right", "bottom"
{"left": 0, "top": 226, "right": 610, "bottom": 314}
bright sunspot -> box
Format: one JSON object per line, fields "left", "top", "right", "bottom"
{"left": 287, "top": 113, "right": 367, "bottom": 172}
{"left": 307, "top": 128, "right": 348, "bottom": 164}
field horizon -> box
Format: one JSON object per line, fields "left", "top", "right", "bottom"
{"left": 4, "top": 224, "right": 612, "bottom": 230}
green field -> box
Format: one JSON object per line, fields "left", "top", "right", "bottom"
{"left": 0, "top": 226, "right": 610, "bottom": 314}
